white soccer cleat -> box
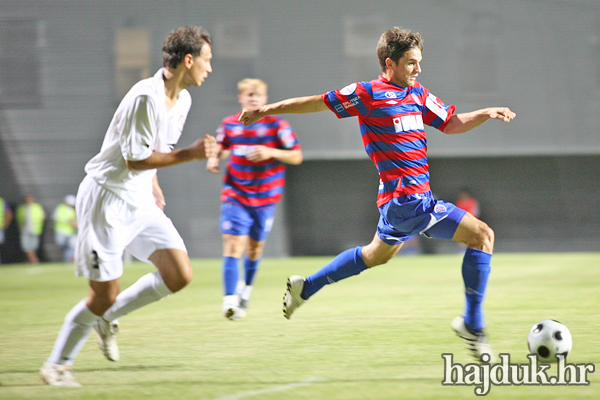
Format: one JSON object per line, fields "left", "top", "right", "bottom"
{"left": 94, "top": 318, "right": 120, "bottom": 361}
{"left": 40, "top": 363, "right": 81, "bottom": 387}
{"left": 222, "top": 295, "right": 247, "bottom": 321}
{"left": 451, "top": 315, "right": 496, "bottom": 363}
{"left": 283, "top": 275, "right": 306, "bottom": 319}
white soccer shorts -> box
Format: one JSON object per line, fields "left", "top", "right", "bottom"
{"left": 75, "top": 176, "right": 187, "bottom": 282}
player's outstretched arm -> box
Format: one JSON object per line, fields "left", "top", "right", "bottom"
{"left": 443, "top": 107, "right": 516, "bottom": 135}
{"left": 127, "top": 134, "right": 218, "bottom": 170}
{"left": 239, "top": 95, "right": 328, "bottom": 126}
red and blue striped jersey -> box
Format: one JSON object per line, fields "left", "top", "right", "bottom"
{"left": 322, "top": 76, "right": 455, "bottom": 207}
{"left": 216, "top": 113, "right": 300, "bottom": 208}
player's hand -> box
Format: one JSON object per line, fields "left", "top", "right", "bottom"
{"left": 206, "top": 156, "right": 221, "bottom": 173}
{"left": 246, "top": 145, "right": 272, "bottom": 163}
{"left": 488, "top": 107, "right": 516, "bottom": 123}
{"left": 238, "top": 107, "right": 263, "bottom": 126}
{"left": 191, "top": 134, "right": 218, "bottom": 160}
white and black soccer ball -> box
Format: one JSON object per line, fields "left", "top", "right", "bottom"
{"left": 527, "top": 319, "right": 573, "bottom": 362}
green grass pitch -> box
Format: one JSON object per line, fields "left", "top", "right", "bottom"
{"left": 1, "top": 253, "right": 599, "bottom": 399}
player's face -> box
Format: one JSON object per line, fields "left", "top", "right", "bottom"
{"left": 388, "top": 47, "right": 422, "bottom": 88}
{"left": 238, "top": 87, "right": 268, "bottom": 109}
{"left": 188, "top": 43, "right": 213, "bottom": 87}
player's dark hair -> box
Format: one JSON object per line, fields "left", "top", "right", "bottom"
{"left": 162, "top": 26, "right": 212, "bottom": 69}
{"left": 377, "top": 27, "right": 423, "bottom": 72}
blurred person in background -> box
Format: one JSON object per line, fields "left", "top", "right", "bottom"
{"left": 455, "top": 188, "right": 480, "bottom": 219}
{"left": 53, "top": 194, "right": 78, "bottom": 263}
{"left": 207, "top": 78, "right": 302, "bottom": 320}
{"left": 16, "top": 194, "right": 45, "bottom": 264}
{"left": 0, "top": 193, "right": 14, "bottom": 264}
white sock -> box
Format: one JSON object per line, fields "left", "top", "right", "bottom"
{"left": 102, "top": 271, "right": 173, "bottom": 322}
{"left": 241, "top": 285, "right": 253, "bottom": 301}
{"left": 223, "top": 295, "right": 239, "bottom": 307}
{"left": 234, "top": 280, "right": 245, "bottom": 296}
{"left": 47, "top": 299, "right": 99, "bottom": 366}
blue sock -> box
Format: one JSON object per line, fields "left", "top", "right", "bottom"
{"left": 462, "top": 248, "right": 492, "bottom": 332}
{"left": 222, "top": 256, "right": 239, "bottom": 296}
{"left": 244, "top": 257, "right": 260, "bottom": 286}
{"left": 302, "top": 246, "right": 368, "bottom": 300}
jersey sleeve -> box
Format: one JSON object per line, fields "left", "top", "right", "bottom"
{"left": 119, "top": 95, "right": 157, "bottom": 161}
{"left": 321, "top": 82, "right": 372, "bottom": 119}
{"left": 216, "top": 120, "right": 230, "bottom": 149}
{"left": 276, "top": 119, "right": 300, "bottom": 150}
{"left": 422, "top": 89, "right": 456, "bottom": 131}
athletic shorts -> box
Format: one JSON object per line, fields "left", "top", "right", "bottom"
{"left": 75, "top": 176, "right": 187, "bottom": 282}
{"left": 219, "top": 201, "right": 275, "bottom": 242}
{"left": 376, "top": 191, "right": 466, "bottom": 245}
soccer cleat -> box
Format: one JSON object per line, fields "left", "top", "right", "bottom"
{"left": 94, "top": 318, "right": 120, "bottom": 361}
{"left": 283, "top": 275, "right": 306, "bottom": 319}
{"left": 239, "top": 298, "right": 249, "bottom": 313}
{"left": 451, "top": 315, "right": 496, "bottom": 363}
{"left": 222, "top": 295, "right": 247, "bottom": 321}
{"left": 222, "top": 304, "right": 247, "bottom": 321}
{"left": 40, "top": 363, "right": 81, "bottom": 387}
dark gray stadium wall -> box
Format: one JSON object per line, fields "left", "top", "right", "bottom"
{"left": 284, "top": 156, "right": 600, "bottom": 255}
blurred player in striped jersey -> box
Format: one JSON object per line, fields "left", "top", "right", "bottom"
{"left": 239, "top": 27, "right": 516, "bottom": 361}
{"left": 207, "top": 79, "right": 303, "bottom": 320}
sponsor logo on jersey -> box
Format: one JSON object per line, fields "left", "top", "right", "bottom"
{"left": 342, "top": 97, "right": 361, "bottom": 109}
{"left": 384, "top": 91, "right": 397, "bottom": 99}
{"left": 334, "top": 104, "right": 345, "bottom": 113}
{"left": 392, "top": 114, "right": 424, "bottom": 133}
{"left": 232, "top": 145, "right": 255, "bottom": 157}
{"left": 386, "top": 100, "right": 398, "bottom": 105}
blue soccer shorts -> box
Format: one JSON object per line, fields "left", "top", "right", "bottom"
{"left": 220, "top": 201, "right": 276, "bottom": 242}
{"left": 376, "top": 191, "right": 466, "bottom": 245}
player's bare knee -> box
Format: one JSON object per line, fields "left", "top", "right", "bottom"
{"left": 363, "top": 252, "right": 393, "bottom": 268}
{"left": 246, "top": 248, "right": 263, "bottom": 260}
{"left": 469, "top": 223, "right": 494, "bottom": 252}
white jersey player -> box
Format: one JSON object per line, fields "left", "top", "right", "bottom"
{"left": 41, "top": 26, "right": 217, "bottom": 387}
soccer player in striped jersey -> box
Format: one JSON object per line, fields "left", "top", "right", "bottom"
{"left": 207, "top": 79, "right": 303, "bottom": 320}
{"left": 239, "top": 27, "right": 516, "bottom": 361}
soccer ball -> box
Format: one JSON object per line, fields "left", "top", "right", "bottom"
{"left": 527, "top": 319, "right": 573, "bottom": 362}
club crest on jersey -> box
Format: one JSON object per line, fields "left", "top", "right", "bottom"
{"left": 392, "top": 114, "right": 424, "bottom": 133}
{"left": 434, "top": 204, "right": 447, "bottom": 213}
{"left": 340, "top": 83, "right": 357, "bottom": 96}
{"left": 384, "top": 91, "right": 397, "bottom": 99}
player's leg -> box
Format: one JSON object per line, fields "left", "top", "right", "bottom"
{"left": 303, "top": 233, "right": 402, "bottom": 298}
{"left": 284, "top": 233, "right": 402, "bottom": 319}
{"left": 101, "top": 208, "right": 192, "bottom": 323}
{"left": 222, "top": 233, "right": 248, "bottom": 308}
{"left": 452, "top": 212, "right": 494, "bottom": 331}
{"left": 423, "top": 207, "right": 495, "bottom": 361}
{"left": 41, "top": 278, "right": 121, "bottom": 385}
{"left": 219, "top": 202, "right": 254, "bottom": 318}
{"left": 42, "top": 177, "right": 124, "bottom": 385}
